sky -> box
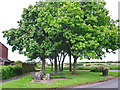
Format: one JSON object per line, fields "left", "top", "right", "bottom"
{"left": 0, "top": 0, "right": 119, "bottom": 63}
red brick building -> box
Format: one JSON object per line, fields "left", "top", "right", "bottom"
{"left": 0, "top": 42, "right": 10, "bottom": 65}
{"left": 0, "top": 42, "right": 8, "bottom": 59}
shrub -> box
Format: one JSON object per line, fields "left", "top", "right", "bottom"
{"left": 63, "top": 67, "right": 69, "bottom": 70}
{"left": 77, "top": 63, "right": 84, "bottom": 66}
{"left": 15, "top": 61, "right": 23, "bottom": 63}
{"left": 109, "top": 65, "right": 120, "bottom": 70}
{"left": 13, "top": 65, "right": 23, "bottom": 75}
{"left": 85, "top": 64, "right": 91, "bottom": 67}
{"left": 47, "top": 64, "right": 52, "bottom": 66}
{"left": 77, "top": 66, "right": 96, "bottom": 70}
{"left": 1, "top": 65, "right": 22, "bottom": 80}
{"left": 90, "top": 67, "right": 103, "bottom": 72}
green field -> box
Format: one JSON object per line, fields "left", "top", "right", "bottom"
{"left": 36, "top": 62, "right": 120, "bottom": 70}
{"left": 2, "top": 70, "right": 119, "bottom": 88}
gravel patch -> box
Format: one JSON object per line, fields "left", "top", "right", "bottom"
{"left": 31, "top": 78, "right": 67, "bottom": 84}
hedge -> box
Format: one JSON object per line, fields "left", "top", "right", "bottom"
{"left": 90, "top": 67, "right": 102, "bottom": 72}
{"left": 0, "top": 65, "right": 22, "bottom": 80}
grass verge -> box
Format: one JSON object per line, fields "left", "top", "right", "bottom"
{"left": 2, "top": 70, "right": 120, "bottom": 88}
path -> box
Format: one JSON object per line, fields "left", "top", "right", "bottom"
{"left": 0, "top": 72, "right": 34, "bottom": 83}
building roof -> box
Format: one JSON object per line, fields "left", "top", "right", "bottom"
{"left": 0, "top": 57, "right": 10, "bottom": 62}
{"left": 0, "top": 42, "right": 8, "bottom": 50}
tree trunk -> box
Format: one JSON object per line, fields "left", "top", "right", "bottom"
{"left": 61, "top": 54, "right": 67, "bottom": 71}
{"left": 42, "top": 54, "right": 45, "bottom": 75}
{"left": 59, "top": 61, "right": 61, "bottom": 71}
{"left": 69, "top": 44, "right": 72, "bottom": 72}
{"left": 54, "top": 51, "right": 57, "bottom": 72}
{"left": 69, "top": 53, "right": 72, "bottom": 72}
{"left": 61, "top": 61, "right": 64, "bottom": 71}
{"left": 51, "top": 63, "right": 53, "bottom": 71}
{"left": 72, "top": 57, "right": 77, "bottom": 74}
{"left": 57, "top": 55, "right": 61, "bottom": 71}
{"left": 59, "top": 53, "right": 62, "bottom": 71}
{"left": 50, "top": 58, "right": 53, "bottom": 71}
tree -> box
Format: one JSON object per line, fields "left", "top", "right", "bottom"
{"left": 68, "top": 46, "right": 72, "bottom": 71}
{"left": 61, "top": 52, "right": 67, "bottom": 71}
{"left": 3, "top": 2, "right": 54, "bottom": 75}
{"left": 47, "top": 54, "right": 54, "bottom": 71}
{"left": 50, "top": 58, "right": 54, "bottom": 71}
{"left": 52, "top": 2, "right": 119, "bottom": 74}
{"left": 37, "top": 2, "right": 67, "bottom": 72}
{"left": 3, "top": 2, "right": 66, "bottom": 74}
{"left": 3, "top": 1, "right": 119, "bottom": 75}
{"left": 57, "top": 53, "right": 62, "bottom": 71}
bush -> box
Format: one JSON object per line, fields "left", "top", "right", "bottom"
{"left": 85, "top": 64, "right": 91, "bottom": 67}
{"left": 63, "top": 67, "right": 69, "bottom": 70}
{"left": 77, "top": 66, "right": 96, "bottom": 70}
{"left": 90, "top": 67, "right": 103, "bottom": 72}
{"left": 109, "top": 65, "right": 120, "bottom": 70}
{"left": 47, "top": 64, "right": 52, "bottom": 66}
{"left": 15, "top": 61, "right": 23, "bottom": 63}
{"left": 77, "top": 63, "right": 84, "bottom": 66}
{"left": 1, "top": 65, "right": 22, "bottom": 80}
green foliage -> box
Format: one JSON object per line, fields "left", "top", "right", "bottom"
{"left": 3, "top": 1, "right": 119, "bottom": 60}
{"left": 47, "top": 64, "right": 52, "bottom": 66}
{"left": 15, "top": 61, "right": 23, "bottom": 63}
{"left": 2, "top": 1, "right": 120, "bottom": 74}
{"left": 77, "top": 67, "right": 95, "bottom": 70}
{"left": 54, "top": 2, "right": 119, "bottom": 59}
{"left": 2, "top": 2, "right": 53, "bottom": 60}
{"left": 77, "top": 63, "right": 84, "bottom": 66}
{"left": 109, "top": 65, "right": 120, "bottom": 70}
{"left": 1, "top": 65, "right": 22, "bottom": 80}
{"left": 90, "top": 67, "right": 102, "bottom": 72}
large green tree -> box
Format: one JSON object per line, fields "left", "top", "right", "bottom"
{"left": 3, "top": 1, "right": 119, "bottom": 75}
{"left": 3, "top": 2, "right": 66, "bottom": 73}
{"left": 51, "top": 2, "right": 119, "bottom": 74}
{"left": 37, "top": 2, "right": 67, "bottom": 72}
{"left": 3, "top": 2, "right": 54, "bottom": 75}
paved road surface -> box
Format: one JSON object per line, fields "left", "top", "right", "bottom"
{"left": 109, "top": 70, "right": 120, "bottom": 72}
{"left": 76, "top": 77, "right": 120, "bottom": 88}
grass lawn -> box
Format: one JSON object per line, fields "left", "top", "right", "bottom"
{"left": 2, "top": 70, "right": 120, "bottom": 88}
{"left": 109, "top": 65, "right": 120, "bottom": 70}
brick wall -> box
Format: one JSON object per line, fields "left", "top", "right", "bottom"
{"left": 0, "top": 43, "right": 2, "bottom": 58}
{"left": 0, "top": 42, "right": 8, "bottom": 59}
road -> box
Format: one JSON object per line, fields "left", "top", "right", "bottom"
{"left": 75, "top": 77, "right": 120, "bottom": 88}
{"left": 109, "top": 70, "right": 120, "bottom": 72}
{"left": 75, "top": 70, "right": 120, "bottom": 89}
